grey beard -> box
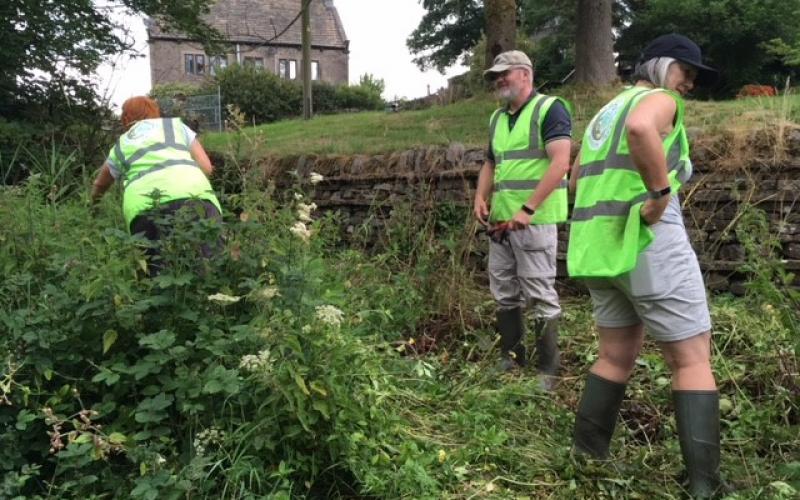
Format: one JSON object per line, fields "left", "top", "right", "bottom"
{"left": 495, "top": 86, "right": 520, "bottom": 102}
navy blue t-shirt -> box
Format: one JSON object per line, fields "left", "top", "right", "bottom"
{"left": 487, "top": 92, "right": 572, "bottom": 162}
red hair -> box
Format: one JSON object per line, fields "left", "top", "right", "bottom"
{"left": 121, "top": 96, "right": 161, "bottom": 129}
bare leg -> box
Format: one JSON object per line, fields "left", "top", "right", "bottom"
{"left": 590, "top": 323, "right": 645, "bottom": 383}
{"left": 659, "top": 332, "right": 716, "bottom": 390}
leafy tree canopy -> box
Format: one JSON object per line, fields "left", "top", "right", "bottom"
{"left": 410, "top": 0, "right": 800, "bottom": 97}
{"left": 617, "top": 0, "right": 800, "bottom": 96}
{"left": 0, "top": 0, "right": 221, "bottom": 117}
{"left": 407, "top": 0, "right": 488, "bottom": 73}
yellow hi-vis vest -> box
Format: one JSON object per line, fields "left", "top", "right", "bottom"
{"left": 107, "top": 118, "right": 222, "bottom": 229}
{"left": 567, "top": 86, "right": 691, "bottom": 278}
{"left": 489, "top": 93, "right": 570, "bottom": 224}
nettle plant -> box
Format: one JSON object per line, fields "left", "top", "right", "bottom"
{"left": 0, "top": 176, "right": 439, "bottom": 499}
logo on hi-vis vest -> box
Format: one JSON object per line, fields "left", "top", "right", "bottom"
{"left": 127, "top": 121, "right": 157, "bottom": 143}
{"left": 587, "top": 98, "right": 624, "bottom": 150}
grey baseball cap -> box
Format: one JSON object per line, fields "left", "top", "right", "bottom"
{"left": 483, "top": 50, "right": 533, "bottom": 80}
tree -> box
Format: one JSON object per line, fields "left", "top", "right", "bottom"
{"left": 484, "top": 0, "right": 517, "bottom": 67}
{"left": 406, "top": 0, "right": 486, "bottom": 72}
{"left": 574, "top": 0, "right": 615, "bottom": 85}
{"left": 0, "top": 0, "right": 221, "bottom": 117}
{"left": 617, "top": 0, "right": 800, "bottom": 96}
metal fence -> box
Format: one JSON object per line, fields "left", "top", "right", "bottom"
{"left": 156, "top": 87, "right": 223, "bottom": 132}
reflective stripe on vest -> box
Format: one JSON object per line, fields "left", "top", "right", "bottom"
{"left": 567, "top": 87, "right": 690, "bottom": 277}
{"left": 113, "top": 118, "right": 196, "bottom": 188}
{"left": 108, "top": 118, "right": 221, "bottom": 229}
{"left": 489, "top": 94, "right": 569, "bottom": 224}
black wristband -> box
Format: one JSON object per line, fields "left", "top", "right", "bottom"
{"left": 521, "top": 204, "right": 535, "bottom": 215}
{"left": 647, "top": 186, "right": 671, "bottom": 199}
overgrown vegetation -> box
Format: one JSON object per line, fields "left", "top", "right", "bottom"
{"left": 0, "top": 141, "right": 797, "bottom": 498}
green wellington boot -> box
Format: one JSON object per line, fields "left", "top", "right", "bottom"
{"left": 495, "top": 307, "right": 526, "bottom": 371}
{"left": 673, "top": 391, "right": 723, "bottom": 498}
{"left": 533, "top": 316, "right": 561, "bottom": 391}
{"left": 573, "top": 373, "right": 627, "bottom": 458}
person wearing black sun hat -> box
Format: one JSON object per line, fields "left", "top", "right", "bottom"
{"left": 567, "top": 34, "right": 725, "bottom": 497}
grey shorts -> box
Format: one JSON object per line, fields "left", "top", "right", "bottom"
{"left": 488, "top": 224, "right": 561, "bottom": 318}
{"left": 583, "top": 222, "right": 711, "bottom": 342}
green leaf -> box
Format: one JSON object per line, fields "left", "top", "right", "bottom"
{"left": 15, "top": 409, "right": 37, "bottom": 430}
{"left": 103, "top": 329, "right": 118, "bottom": 354}
{"left": 91, "top": 368, "right": 120, "bottom": 386}
{"left": 312, "top": 400, "right": 330, "bottom": 420}
{"left": 309, "top": 380, "right": 327, "bottom": 397}
{"left": 74, "top": 433, "right": 92, "bottom": 444}
{"left": 139, "top": 330, "right": 176, "bottom": 351}
{"left": 108, "top": 432, "right": 127, "bottom": 445}
{"left": 294, "top": 373, "right": 311, "bottom": 396}
{"left": 134, "top": 393, "right": 173, "bottom": 423}
{"left": 201, "top": 366, "right": 240, "bottom": 395}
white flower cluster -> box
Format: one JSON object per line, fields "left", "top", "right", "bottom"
{"left": 309, "top": 172, "right": 324, "bottom": 185}
{"left": 290, "top": 221, "right": 312, "bottom": 243}
{"left": 239, "top": 349, "right": 273, "bottom": 372}
{"left": 315, "top": 305, "right": 344, "bottom": 328}
{"left": 296, "top": 202, "right": 317, "bottom": 223}
{"left": 258, "top": 286, "right": 280, "bottom": 300}
{"left": 194, "top": 427, "right": 225, "bottom": 457}
{"left": 207, "top": 293, "right": 242, "bottom": 305}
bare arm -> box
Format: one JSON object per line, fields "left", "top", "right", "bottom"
{"left": 625, "top": 92, "right": 675, "bottom": 191}
{"left": 473, "top": 160, "right": 495, "bottom": 225}
{"left": 91, "top": 163, "right": 115, "bottom": 203}
{"left": 190, "top": 139, "right": 214, "bottom": 177}
{"left": 625, "top": 92, "right": 676, "bottom": 224}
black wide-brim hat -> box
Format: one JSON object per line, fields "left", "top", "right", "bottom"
{"left": 640, "top": 33, "right": 718, "bottom": 86}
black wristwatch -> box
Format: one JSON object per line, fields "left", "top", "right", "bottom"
{"left": 521, "top": 204, "right": 535, "bottom": 215}
{"left": 647, "top": 186, "right": 672, "bottom": 199}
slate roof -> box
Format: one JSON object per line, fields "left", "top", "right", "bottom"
{"left": 147, "top": 0, "right": 348, "bottom": 49}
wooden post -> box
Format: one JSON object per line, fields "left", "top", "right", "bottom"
{"left": 302, "top": 0, "right": 313, "bottom": 119}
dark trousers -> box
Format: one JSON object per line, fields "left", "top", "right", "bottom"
{"left": 130, "top": 199, "right": 221, "bottom": 276}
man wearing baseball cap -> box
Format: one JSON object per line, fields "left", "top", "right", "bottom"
{"left": 474, "top": 50, "right": 572, "bottom": 390}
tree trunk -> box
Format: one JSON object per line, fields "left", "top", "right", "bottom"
{"left": 574, "top": 0, "right": 615, "bottom": 85}
{"left": 484, "top": 0, "right": 517, "bottom": 69}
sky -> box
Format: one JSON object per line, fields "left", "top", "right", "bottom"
{"left": 95, "top": 0, "right": 468, "bottom": 110}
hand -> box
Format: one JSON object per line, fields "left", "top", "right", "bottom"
{"left": 473, "top": 196, "right": 489, "bottom": 225}
{"left": 509, "top": 210, "right": 531, "bottom": 230}
{"left": 640, "top": 196, "right": 669, "bottom": 226}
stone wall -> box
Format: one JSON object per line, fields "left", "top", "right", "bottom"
{"left": 227, "top": 140, "right": 800, "bottom": 293}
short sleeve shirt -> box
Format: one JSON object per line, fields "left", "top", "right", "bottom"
{"left": 487, "top": 92, "right": 572, "bottom": 163}
{"left": 106, "top": 120, "right": 197, "bottom": 180}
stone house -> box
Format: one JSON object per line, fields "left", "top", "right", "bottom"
{"left": 146, "top": 0, "right": 349, "bottom": 87}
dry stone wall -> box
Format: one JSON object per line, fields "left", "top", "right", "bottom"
{"left": 229, "top": 139, "right": 800, "bottom": 293}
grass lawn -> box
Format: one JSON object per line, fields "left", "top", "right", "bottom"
{"left": 202, "top": 86, "right": 800, "bottom": 158}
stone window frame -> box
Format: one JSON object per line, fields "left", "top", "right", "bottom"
{"left": 209, "top": 55, "right": 229, "bottom": 76}
{"left": 184, "top": 53, "right": 206, "bottom": 75}
{"left": 278, "top": 59, "right": 297, "bottom": 80}
{"left": 311, "top": 60, "right": 321, "bottom": 81}
{"left": 244, "top": 56, "right": 265, "bottom": 69}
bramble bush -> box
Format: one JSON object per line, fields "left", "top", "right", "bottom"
{"left": 0, "top": 151, "right": 797, "bottom": 498}
{"left": 0, "top": 173, "right": 444, "bottom": 498}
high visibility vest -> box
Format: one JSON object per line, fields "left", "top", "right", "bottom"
{"left": 107, "top": 118, "right": 222, "bottom": 229}
{"left": 489, "top": 93, "right": 570, "bottom": 224}
{"left": 567, "top": 86, "right": 691, "bottom": 277}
